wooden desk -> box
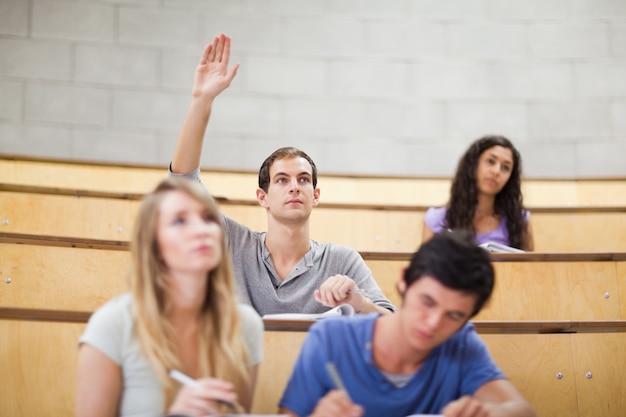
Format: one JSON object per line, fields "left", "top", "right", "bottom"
{"left": 2, "top": 233, "right": 626, "bottom": 416}
{"left": 2, "top": 310, "right": 624, "bottom": 417}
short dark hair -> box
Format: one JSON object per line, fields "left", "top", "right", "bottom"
{"left": 403, "top": 231, "right": 494, "bottom": 317}
{"left": 257, "top": 147, "right": 318, "bottom": 192}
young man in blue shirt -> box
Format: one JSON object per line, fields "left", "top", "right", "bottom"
{"left": 279, "top": 232, "right": 536, "bottom": 417}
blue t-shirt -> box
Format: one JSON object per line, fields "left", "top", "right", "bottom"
{"left": 279, "top": 315, "right": 505, "bottom": 417}
{"left": 424, "top": 206, "right": 530, "bottom": 247}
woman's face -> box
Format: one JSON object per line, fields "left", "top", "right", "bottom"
{"left": 156, "top": 190, "right": 223, "bottom": 276}
{"left": 475, "top": 145, "right": 514, "bottom": 196}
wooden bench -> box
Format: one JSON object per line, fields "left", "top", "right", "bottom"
{"left": 3, "top": 183, "right": 626, "bottom": 252}
{"left": 2, "top": 307, "right": 625, "bottom": 417}
{"left": 3, "top": 233, "right": 626, "bottom": 320}
{"left": 3, "top": 154, "right": 626, "bottom": 207}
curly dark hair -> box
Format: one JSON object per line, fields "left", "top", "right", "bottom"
{"left": 257, "top": 147, "right": 317, "bottom": 192}
{"left": 445, "top": 135, "right": 527, "bottom": 249}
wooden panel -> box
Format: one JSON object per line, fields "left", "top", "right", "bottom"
{"left": 0, "top": 159, "right": 165, "bottom": 194}
{"left": 365, "top": 259, "right": 623, "bottom": 321}
{"left": 4, "top": 157, "right": 626, "bottom": 207}
{"left": 532, "top": 212, "right": 626, "bottom": 252}
{"left": 0, "top": 191, "right": 137, "bottom": 241}
{"left": 311, "top": 209, "right": 422, "bottom": 252}
{"left": 0, "top": 244, "right": 129, "bottom": 311}
{"left": 619, "top": 262, "right": 626, "bottom": 320}
{"left": 0, "top": 319, "right": 84, "bottom": 417}
{"left": 571, "top": 332, "right": 626, "bottom": 417}
{"left": 481, "top": 333, "right": 578, "bottom": 417}
{"left": 487, "top": 262, "right": 621, "bottom": 321}
{"left": 251, "top": 331, "right": 307, "bottom": 414}
{"left": 2, "top": 240, "right": 624, "bottom": 322}
{"left": 365, "top": 259, "right": 407, "bottom": 308}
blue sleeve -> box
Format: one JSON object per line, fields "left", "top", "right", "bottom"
{"left": 459, "top": 327, "right": 506, "bottom": 395}
{"left": 424, "top": 207, "right": 446, "bottom": 233}
{"left": 279, "top": 323, "right": 334, "bottom": 417}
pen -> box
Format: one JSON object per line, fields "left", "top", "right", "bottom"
{"left": 168, "top": 369, "right": 239, "bottom": 412}
{"left": 325, "top": 362, "right": 352, "bottom": 401}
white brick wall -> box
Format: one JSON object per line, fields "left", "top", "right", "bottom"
{"left": 1, "top": 0, "right": 625, "bottom": 178}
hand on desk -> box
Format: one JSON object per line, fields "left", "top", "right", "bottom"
{"left": 441, "top": 395, "right": 489, "bottom": 417}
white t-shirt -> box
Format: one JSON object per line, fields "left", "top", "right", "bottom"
{"left": 79, "top": 293, "right": 263, "bottom": 417}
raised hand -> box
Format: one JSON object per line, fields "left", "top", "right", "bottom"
{"left": 192, "top": 33, "right": 240, "bottom": 101}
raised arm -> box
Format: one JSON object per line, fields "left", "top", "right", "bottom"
{"left": 171, "top": 33, "right": 239, "bottom": 174}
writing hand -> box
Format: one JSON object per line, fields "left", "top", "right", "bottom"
{"left": 309, "top": 390, "right": 363, "bottom": 417}
{"left": 441, "top": 395, "right": 490, "bottom": 417}
{"left": 168, "top": 377, "right": 238, "bottom": 416}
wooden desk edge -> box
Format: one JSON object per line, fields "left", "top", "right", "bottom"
{"left": 3, "top": 232, "right": 626, "bottom": 261}
{"left": 2, "top": 308, "right": 625, "bottom": 334}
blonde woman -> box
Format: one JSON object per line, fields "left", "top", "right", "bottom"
{"left": 76, "top": 177, "right": 263, "bottom": 417}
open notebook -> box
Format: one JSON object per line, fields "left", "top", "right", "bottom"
{"left": 479, "top": 241, "right": 525, "bottom": 254}
{"left": 262, "top": 303, "right": 355, "bottom": 321}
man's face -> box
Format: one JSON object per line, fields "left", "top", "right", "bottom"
{"left": 258, "top": 156, "right": 320, "bottom": 223}
{"left": 399, "top": 276, "right": 477, "bottom": 353}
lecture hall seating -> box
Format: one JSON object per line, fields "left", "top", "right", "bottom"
{"left": 2, "top": 155, "right": 626, "bottom": 416}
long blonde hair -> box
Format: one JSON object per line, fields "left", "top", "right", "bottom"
{"left": 130, "top": 177, "right": 250, "bottom": 409}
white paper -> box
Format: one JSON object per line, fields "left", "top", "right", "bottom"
{"left": 263, "top": 303, "right": 355, "bottom": 320}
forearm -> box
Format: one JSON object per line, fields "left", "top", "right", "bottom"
{"left": 357, "top": 298, "right": 392, "bottom": 315}
{"left": 484, "top": 400, "right": 537, "bottom": 417}
{"left": 171, "top": 97, "right": 214, "bottom": 174}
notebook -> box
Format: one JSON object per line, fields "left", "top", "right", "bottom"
{"left": 479, "top": 241, "right": 525, "bottom": 254}
{"left": 262, "top": 303, "right": 355, "bottom": 321}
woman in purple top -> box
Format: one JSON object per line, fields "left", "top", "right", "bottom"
{"left": 422, "top": 135, "right": 534, "bottom": 251}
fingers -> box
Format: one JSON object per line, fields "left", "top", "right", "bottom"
{"left": 441, "top": 395, "right": 488, "bottom": 417}
{"left": 169, "top": 378, "right": 238, "bottom": 417}
{"left": 317, "top": 275, "right": 363, "bottom": 307}
{"left": 226, "top": 62, "right": 240, "bottom": 84}
{"left": 214, "top": 33, "right": 225, "bottom": 63}
{"left": 312, "top": 390, "right": 363, "bottom": 417}
{"left": 222, "top": 34, "right": 231, "bottom": 67}
{"left": 199, "top": 43, "right": 211, "bottom": 66}
{"left": 207, "top": 34, "right": 219, "bottom": 64}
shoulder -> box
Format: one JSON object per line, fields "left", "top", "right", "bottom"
{"left": 87, "top": 293, "right": 134, "bottom": 327}
{"left": 424, "top": 206, "right": 447, "bottom": 232}
{"left": 445, "top": 322, "right": 487, "bottom": 351}
{"left": 310, "top": 314, "right": 376, "bottom": 337}
{"left": 79, "top": 293, "right": 134, "bottom": 364}
{"left": 237, "top": 303, "right": 264, "bottom": 365}
{"left": 237, "top": 303, "right": 264, "bottom": 332}
{"left": 311, "top": 240, "right": 362, "bottom": 259}
{"left": 424, "top": 206, "right": 447, "bottom": 223}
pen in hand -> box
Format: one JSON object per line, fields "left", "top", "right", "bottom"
{"left": 325, "top": 362, "right": 352, "bottom": 401}
{"left": 168, "top": 369, "right": 239, "bottom": 412}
